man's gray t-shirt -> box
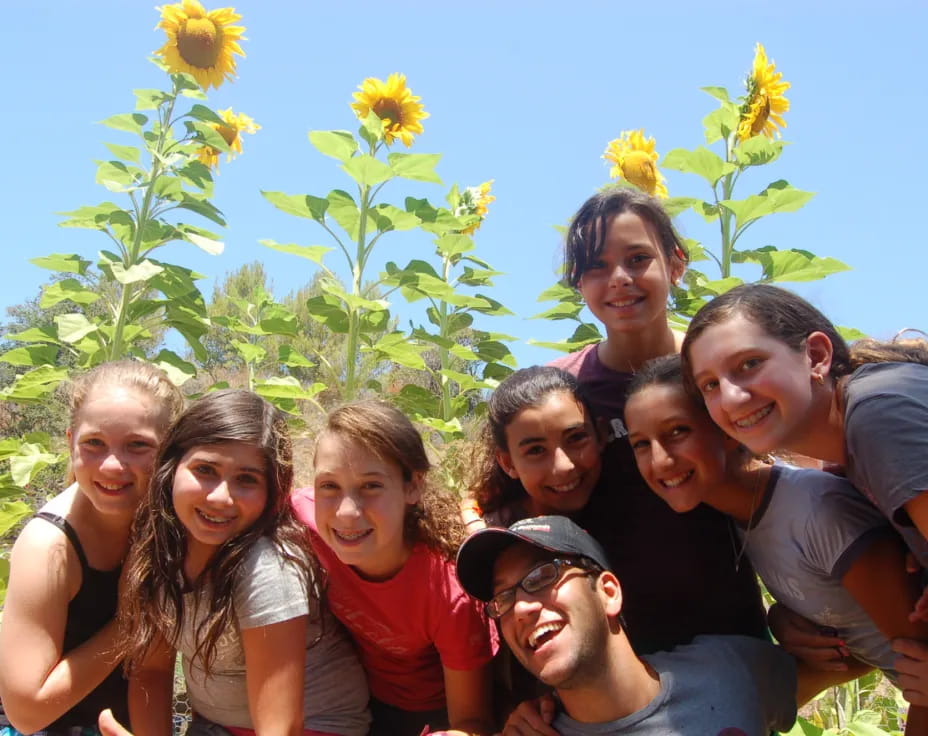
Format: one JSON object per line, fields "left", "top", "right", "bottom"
{"left": 739, "top": 464, "right": 899, "bottom": 680}
{"left": 844, "top": 361, "right": 928, "bottom": 567}
{"left": 552, "top": 635, "right": 796, "bottom": 735}
{"left": 178, "top": 536, "right": 371, "bottom": 734}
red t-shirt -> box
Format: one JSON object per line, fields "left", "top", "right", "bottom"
{"left": 291, "top": 488, "right": 499, "bottom": 711}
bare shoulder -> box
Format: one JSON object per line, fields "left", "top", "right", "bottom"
{"left": 8, "top": 514, "right": 81, "bottom": 603}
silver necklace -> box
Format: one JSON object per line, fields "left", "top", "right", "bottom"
{"left": 728, "top": 466, "right": 764, "bottom": 572}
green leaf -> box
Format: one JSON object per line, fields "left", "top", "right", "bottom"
{"left": 259, "top": 240, "right": 332, "bottom": 264}
{"left": 305, "top": 295, "right": 350, "bottom": 333}
{"left": 95, "top": 160, "right": 139, "bottom": 192}
{"left": 358, "top": 110, "right": 385, "bottom": 147}
{"left": 387, "top": 153, "right": 443, "bottom": 184}
{"left": 178, "top": 161, "right": 214, "bottom": 195}
{"left": 189, "top": 120, "right": 231, "bottom": 153}
{"left": 0, "top": 345, "right": 58, "bottom": 367}
{"left": 180, "top": 228, "right": 224, "bottom": 255}
{"left": 254, "top": 376, "right": 325, "bottom": 401}
{"left": 104, "top": 143, "right": 142, "bottom": 164}
{"left": 133, "top": 88, "right": 171, "bottom": 111}
{"left": 55, "top": 314, "right": 98, "bottom": 343}
{"left": 436, "top": 234, "right": 474, "bottom": 258}
{"left": 99, "top": 113, "right": 148, "bottom": 135}
{"left": 369, "top": 204, "right": 421, "bottom": 232}
{"left": 371, "top": 333, "right": 427, "bottom": 370}
{"left": 440, "top": 369, "right": 498, "bottom": 393}
{"left": 308, "top": 130, "right": 358, "bottom": 162}
{"left": 261, "top": 190, "right": 329, "bottom": 222}
{"left": 531, "top": 301, "right": 584, "bottom": 320}
{"left": 341, "top": 154, "right": 394, "bottom": 187}
{"left": 320, "top": 279, "right": 389, "bottom": 312}
{"left": 702, "top": 102, "right": 741, "bottom": 144}
{"left": 701, "top": 86, "right": 730, "bottom": 102}
{"left": 838, "top": 325, "right": 868, "bottom": 342}
{"left": 536, "top": 282, "right": 579, "bottom": 303}
{"left": 734, "top": 136, "right": 785, "bottom": 167}
{"left": 278, "top": 346, "right": 314, "bottom": 368}
{"left": 662, "top": 197, "right": 702, "bottom": 218}
{"left": 109, "top": 259, "right": 165, "bottom": 285}
{"left": 150, "top": 350, "right": 196, "bottom": 386}
{"left": 662, "top": 147, "right": 735, "bottom": 186}
{"left": 40, "top": 279, "right": 101, "bottom": 308}
{"left": 720, "top": 181, "right": 816, "bottom": 230}
{"left": 187, "top": 104, "right": 225, "bottom": 124}
{"left": 326, "top": 190, "right": 361, "bottom": 240}
{"left": 57, "top": 204, "right": 123, "bottom": 232}
{"left": 232, "top": 340, "right": 267, "bottom": 364}
{"left": 4, "top": 326, "right": 60, "bottom": 344}
{"left": 176, "top": 193, "right": 227, "bottom": 227}
{"left": 394, "top": 384, "right": 440, "bottom": 419}
{"left": 0, "top": 502, "right": 32, "bottom": 537}
{"left": 10, "top": 444, "right": 60, "bottom": 487}
{"left": 0, "top": 366, "right": 70, "bottom": 403}
{"left": 736, "top": 247, "right": 850, "bottom": 283}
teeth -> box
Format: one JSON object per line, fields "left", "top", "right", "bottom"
{"left": 661, "top": 470, "right": 693, "bottom": 488}
{"left": 98, "top": 482, "right": 128, "bottom": 491}
{"left": 198, "top": 509, "right": 234, "bottom": 524}
{"left": 528, "top": 622, "right": 564, "bottom": 650}
{"left": 735, "top": 404, "right": 773, "bottom": 429}
{"left": 334, "top": 529, "right": 371, "bottom": 541}
{"left": 607, "top": 297, "right": 640, "bottom": 308}
{"left": 550, "top": 479, "right": 580, "bottom": 493}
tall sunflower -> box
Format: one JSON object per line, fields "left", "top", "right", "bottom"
{"left": 456, "top": 180, "right": 495, "bottom": 235}
{"left": 156, "top": 0, "right": 245, "bottom": 90}
{"left": 196, "top": 109, "right": 259, "bottom": 170}
{"left": 350, "top": 74, "right": 429, "bottom": 147}
{"left": 738, "top": 43, "right": 790, "bottom": 141}
{"left": 603, "top": 130, "right": 668, "bottom": 198}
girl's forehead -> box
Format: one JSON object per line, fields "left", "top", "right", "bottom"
{"left": 314, "top": 433, "right": 401, "bottom": 473}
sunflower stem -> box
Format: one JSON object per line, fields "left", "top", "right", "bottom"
{"left": 437, "top": 255, "right": 454, "bottom": 428}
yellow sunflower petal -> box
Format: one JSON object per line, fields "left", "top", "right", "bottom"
{"left": 457, "top": 180, "right": 496, "bottom": 235}
{"left": 156, "top": 1, "right": 246, "bottom": 90}
{"left": 602, "top": 129, "right": 667, "bottom": 198}
{"left": 196, "top": 108, "right": 259, "bottom": 171}
{"left": 738, "top": 43, "right": 791, "bottom": 141}
{"left": 350, "top": 73, "right": 429, "bottom": 148}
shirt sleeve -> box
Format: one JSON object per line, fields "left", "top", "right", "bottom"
{"left": 802, "top": 477, "right": 899, "bottom": 580}
{"left": 719, "top": 636, "right": 797, "bottom": 733}
{"left": 234, "top": 537, "right": 310, "bottom": 630}
{"left": 846, "top": 391, "right": 928, "bottom": 525}
{"left": 431, "top": 563, "right": 499, "bottom": 671}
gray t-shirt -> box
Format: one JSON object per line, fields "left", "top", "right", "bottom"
{"left": 552, "top": 635, "right": 796, "bottom": 735}
{"left": 178, "top": 537, "right": 371, "bottom": 734}
{"left": 740, "top": 464, "right": 899, "bottom": 680}
{"left": 844, "top": 362, "right": 928, "bottom": 567}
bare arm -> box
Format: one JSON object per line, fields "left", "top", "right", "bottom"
{"left": 0, "top": 520, "right": 122, "bottom": 733}
{"left": 442, "top": 663, "right": 495, "bottom": 736}
{"left": 841, "top": 534, "right": 928, "bottom": 735}
{"left": 127, "top": 631, "right": 175, "bottom": 736}
{"left": 242, "top": 616, "right": 308, "bottom": 736}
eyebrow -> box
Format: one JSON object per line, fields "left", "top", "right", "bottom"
{"left": 515, "top": 422, "right": 587, "bottom": 448}
{"left": 193, "top": 457, "right": 266, "bottom": 475}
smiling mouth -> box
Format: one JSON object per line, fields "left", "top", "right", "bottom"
{"left": 196, "top": 508, "right": 237, "bottom": 525}
{"left": 605, "top": 296, "right": 644, "bottom": 309}
{"left": 332, "top": 528, "right": 373, "bottom": 543}
{"left": 660, "top": 470, "right": 693, "bottom": 489}
{"left": 96, "top": 481, "right": 131, "bottom": 493}
{"left": 548, "top": 478, "right": 582, "bottom": 494}
{"left": 527, "top": 621, "right": 565, "bottom": 650}
{"left": 734, "top": 404, "right": 773, "bottom": 429}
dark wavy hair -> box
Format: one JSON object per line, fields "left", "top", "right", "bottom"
{"left": 119, "top": 390, "right": 319, "bottom": 674}
{"left": 468, "top": 366, "right": 600, "bottom": 515}
{"left": 563, "top": 187, "right": 688, "bottom": 288}
{"left": 316, "top": 401, "right": 465, "bottom": 560}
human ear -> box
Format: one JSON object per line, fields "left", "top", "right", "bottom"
{"left": 496, "top": 450, "right": 519, "bottom": 479}
{"left": 404, "top": 472, "right": 424, "bottom": 504}
{"left": 669, "top": 253, "right": 686, "bottom": 286}
{"left": 598, "top": 571, "right": 624, "bottom": 617}
{"left": 806, "top": 331, "right": 835, "bottom": 382}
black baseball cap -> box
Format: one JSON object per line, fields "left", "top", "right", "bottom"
{"left": 456, "top": 515, "right": 611, "bottom": 602}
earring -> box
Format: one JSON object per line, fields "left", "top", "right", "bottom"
{"left": 813, "top": 373, "right": 825, "bottom": 386}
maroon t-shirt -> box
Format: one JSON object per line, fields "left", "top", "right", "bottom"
{"left": 550, "top": 344, "right": 767, "bottom": 654}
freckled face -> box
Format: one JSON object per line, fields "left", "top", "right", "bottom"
{"left": 687, "top": 313, "right": 818, "bottom": 455}
{"left": 577, "top": 212, "right": 682, "bottom": 338}
{"left": 497, "top": 391, "right": 604, "bottom": 517}
{"left": 625, "top": 383, "right": 729, "bottom": 513}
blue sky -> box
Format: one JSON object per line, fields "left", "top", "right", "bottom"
{"left": 1, "top": 1, "right": 925, "bottom": 368}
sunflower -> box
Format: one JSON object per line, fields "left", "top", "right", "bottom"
{"left": 196, "top": 109, "right": 259, "bottom": 170}
{"left": 603, "top": 130, "right": 668, "bottom": 198}
{"left": 456, "top": 180, "right": 496, "bottom": 235}
{"left": 737, "top": 43, "right": 790, "bottom": 141}
{"left": 350, "top": 74, "right": 429, "bottom": 147}
{"left": 156, "top": 0, "right": 245, "bottom": 90}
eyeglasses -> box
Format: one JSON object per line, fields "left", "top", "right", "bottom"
{"left": 485, "top": 557, "right": 601, "bottom": 619}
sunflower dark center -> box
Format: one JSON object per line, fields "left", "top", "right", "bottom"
{"left": 177, "top": 17, "right": 221, "bottom": 69}
{"left": 372, "top": 100, "right": 402, "bottom": 127}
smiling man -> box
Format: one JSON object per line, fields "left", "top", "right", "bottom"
{"left": 456, "top": 516, "right": 797, "bottom": 735}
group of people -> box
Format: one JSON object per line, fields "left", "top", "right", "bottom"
{"left": 0, "top": 187, "right": 926, "bottom": 736}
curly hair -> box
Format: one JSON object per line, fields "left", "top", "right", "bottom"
{"left": 118, "top": 390, "right": 321, "bottom": 675}
{"left": 316, "top": 401, "right": 465, "bottom": 560}
{"left": 467, "top": 366, "right": 600, "bottom": 515}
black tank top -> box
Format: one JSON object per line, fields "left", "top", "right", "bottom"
{"left": 1, "top": 512, "right": 130, "bottom": 730}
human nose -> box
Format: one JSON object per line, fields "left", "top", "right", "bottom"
{"left": 206, "top": 479, "right": 233, "bottom": 505}
{"left": 607, "top": 262, "right": 633, "bottom": 287}
{"left": 719, "top": 377, "right": 751, "bottom": 413}
{"left": 552, "top": 447, "right": 577, "bottom": 475}
{"left": 512, "top": 587, "right": 544, "bottom": 620}
{"left": 651, "top": 441, "right": 675, "bottom": 470}
{"left": 335, "top": 493, "right": 362, "bottom": 520}
{"left": 99, "top": 451, "right": 128, "bottom": 473}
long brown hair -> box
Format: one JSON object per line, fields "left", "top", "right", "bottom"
{"left": 119, "top": 390, "right": 319, "bottom": 674}
{"left": 317, "top": 401, "right": 465, "bottom": 559}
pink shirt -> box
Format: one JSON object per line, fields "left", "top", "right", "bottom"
{"left": 292, "top": 487, "right": 499, "bottom": 711}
